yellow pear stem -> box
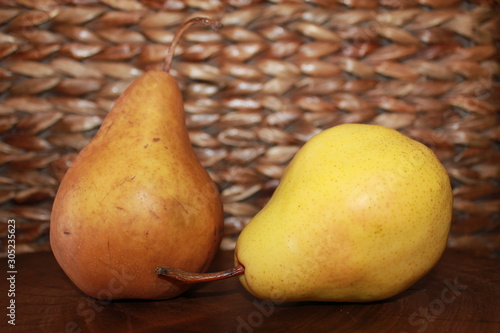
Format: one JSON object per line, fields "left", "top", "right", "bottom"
{"left": 163, "top": 17, "right": 223, "bottom": 73}
{"left": 156, "top": 265, "right": 244, "bottom": 284}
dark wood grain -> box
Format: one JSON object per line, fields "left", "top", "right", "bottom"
{"left": 1, "top": 249, "right": 499, "bottom": 333}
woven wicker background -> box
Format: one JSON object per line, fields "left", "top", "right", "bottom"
{"left": 0, "top": 0, "right": 498, "bottom": 257}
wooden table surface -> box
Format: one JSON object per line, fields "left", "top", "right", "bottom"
{"left": 1, "top": 248, "right": 499, "bottom": 333}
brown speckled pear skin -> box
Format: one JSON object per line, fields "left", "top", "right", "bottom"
{"left": 50, "top": 70, "right": 224, "bottom": 300}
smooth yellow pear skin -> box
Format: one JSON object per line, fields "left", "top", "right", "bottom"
{"left": 50, "top": 70, "right": 223, "bottom": 300}
{"left": 235, "top": 124, "right": 452, "bottom": 302}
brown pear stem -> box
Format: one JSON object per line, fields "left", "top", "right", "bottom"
{"left": 163, "top": 17, "right": 223, "bottom": 72}
{"left": 156, "top": 265, "right": 244, "bottom": 284}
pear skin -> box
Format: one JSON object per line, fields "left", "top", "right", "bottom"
{"left": 235, "top": 124, "right": 452, "bottom": 302}
{"left": 50, "top": 70, "right": 223, "bottom": 300}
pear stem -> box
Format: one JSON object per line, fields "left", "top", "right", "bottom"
{"left": 156, "top": 265, "right": 244, "bottom": 284}
{"left": 163, "top": 17, "right": 223, "bottom": 73}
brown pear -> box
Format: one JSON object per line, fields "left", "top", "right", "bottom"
{"left": 50, "top": 18, "right": 224, "bottom": 300}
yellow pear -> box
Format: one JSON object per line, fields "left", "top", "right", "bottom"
{"left": 235, "top": 123, "right": 452, "bottom": 302}
{"left": 157, "top": 123, "right": 452, "bottom": 303}
{"left": 50, "top": 18, "right": 224, "bottom": 300}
